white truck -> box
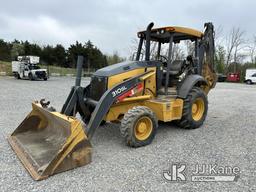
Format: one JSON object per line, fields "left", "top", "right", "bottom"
{"left": 245, "top": 69, "right": 256, "bottom": 84}
{"left": 12, "top": 56, "right": 48, "bottom": 81}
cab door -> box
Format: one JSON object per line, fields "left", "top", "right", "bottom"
{"left": 24, "top": 64, "right": 30, "bottom": 77}
{"left": 251, "top": 72, "right": 256, "bottom": 83}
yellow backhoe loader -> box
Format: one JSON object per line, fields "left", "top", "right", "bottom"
{"left": 8, "top": 22, "right": 217, "bottom": 180}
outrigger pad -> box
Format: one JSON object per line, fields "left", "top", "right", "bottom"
{"left": 8, "top": 102, "right": 92, "bottom": 180}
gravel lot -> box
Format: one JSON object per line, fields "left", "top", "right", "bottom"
{"left": 0, "top": 76, "right": 256, "bottom": 192}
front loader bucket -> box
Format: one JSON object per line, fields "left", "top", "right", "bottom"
{"left": 8, "top": 102, "right": 92, "bottom": 180}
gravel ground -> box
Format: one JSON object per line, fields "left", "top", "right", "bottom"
{"left": 0, "top": 76, "right": 256, "bottom": 192}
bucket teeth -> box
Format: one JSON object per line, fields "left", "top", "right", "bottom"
{"left": 8, "top": 102, "right": 92, "bottom": 180}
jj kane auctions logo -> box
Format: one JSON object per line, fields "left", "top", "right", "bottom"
{"left": 163, "top": 163, "right": 240, "bottom": 182}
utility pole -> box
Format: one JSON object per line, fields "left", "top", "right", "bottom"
{"left": 87, "top": 58, "right": 90, "bottom": 77}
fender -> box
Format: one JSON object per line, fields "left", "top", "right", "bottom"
{"left": 178, "top": 74, "right": 207, "bottom": 99}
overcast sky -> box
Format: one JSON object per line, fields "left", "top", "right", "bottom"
{"left": 0, "top": 0, "right": 255, "bottom": 57}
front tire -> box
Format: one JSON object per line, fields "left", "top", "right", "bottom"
{"left": 177, "top": 87, "right": 208, "bottom": 129}
{"left": 120, "top": 106, "right": 158, "bottom": 147}
{"left": 246, "top": 80, "right": 252, "bottom": 85}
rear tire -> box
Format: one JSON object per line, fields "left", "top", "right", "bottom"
{"left": 43, "top": 77, "right": 47, "bottom": 81}
{"left": 14, "top": 73, "right": 20, "bottom": 79}
{"left": 176, "top": 87, "right": 208, "bottom": 129}
{"left": 120, "top": 106, "right": 158, "bottom": 148}
{"left": 29, "top": 73, "right": 34, "bottom": 81}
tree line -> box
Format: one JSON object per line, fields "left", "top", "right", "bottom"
{"left": 213, "top": 27, "right": 256, "bottom": 76}
{"left": 0, "top": 39, "right": 124, "bottom": 69}
{"left": 1, "top": 25, "right": 256, "bottom": 76}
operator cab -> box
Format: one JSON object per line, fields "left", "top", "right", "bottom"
{"left": 135, "top": 24, "right": 204, "bottom": 95}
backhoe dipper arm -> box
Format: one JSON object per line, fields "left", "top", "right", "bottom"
{"left": 198, "top": 22, "right": 215, "bottom": 74}
{"left": 198, "top": 22, "right": 217, "bottom": 89}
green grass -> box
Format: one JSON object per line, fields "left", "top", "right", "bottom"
{"left": 0, "top": 60, "right": 12, "bottom": 75}
{"left": 40, "top": 65, "right": 95, "bottom": 76}
{"left": 0, "top": 60, "right": 94, "bottom": 76}
{"left": 39, "top": 65, "right": 77, "bottom": 76}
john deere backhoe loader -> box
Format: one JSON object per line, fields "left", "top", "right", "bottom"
{"left": 8, "top": 22, "right": 217, "bottom": 180}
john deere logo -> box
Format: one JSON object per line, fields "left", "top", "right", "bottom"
{"left": 112, "top": 86, "right": 127, "bottom": 97}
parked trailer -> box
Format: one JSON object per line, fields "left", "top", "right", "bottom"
{"left": 227, "top": 72, "right": 240, "bottom": 82}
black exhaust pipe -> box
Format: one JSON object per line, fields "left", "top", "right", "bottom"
{"left": 145, "top": 22, "right": 154, "bottom": 61}
{"left": 75, "top": 55, "right": 84, "bottom": 86}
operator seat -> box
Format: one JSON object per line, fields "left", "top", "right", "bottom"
{"left": 168, "top": 60, "right": 184, "bottom": 75}
{"left": 161, "top": 60, "right": 184, "bottom": 87}
{"left": 158, "top": 59, "right": 185, "bottom": 95}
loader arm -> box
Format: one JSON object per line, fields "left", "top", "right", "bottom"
{"left": 85, "top": 73, "right": 146, "bottom": 139}
{"left": 61, "top": 70, "right": 153, "bottom": 140}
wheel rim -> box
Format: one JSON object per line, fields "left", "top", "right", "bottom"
{"left": 134, "top": 116, "right": 153, "bottom": 141}
{"left": 192, "top": 97, "right": 205, "bottom": 121}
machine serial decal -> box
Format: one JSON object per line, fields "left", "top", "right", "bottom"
{"left": 112, "top": 86, "right": 127, "bottom": 97}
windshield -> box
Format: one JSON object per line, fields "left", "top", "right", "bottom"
{"left": 28, "top": 65, "right": 40, "bottom": 70}
{"left": 136, "top": 39, "right": 196, "bottom": 61}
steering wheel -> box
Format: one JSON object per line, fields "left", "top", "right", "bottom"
{"left": 159, "top": 55, "right": 168, "bottom": 63}
{"left": 158, "top": 55, "right": 168, "bottom": 67}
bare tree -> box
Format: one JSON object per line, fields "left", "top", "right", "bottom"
{"left": 129, "top": 38, "right": 158, "bottom": 60}
{"left": 185, "top": 40, "right": 195, "bottom": 56}
{"left": 235, "top": 53, "right": 247, "bottom": 64}
{"left": 172, "top": 44, "right": 185, "bottom": 60}
{"left": 129, "top": 38, "right": 143, "bottom": 60}
{"left": 214, "top": 25, "right": 224, "bottom": 46}
{"left": 225, "top": 27, "right": 245, "bottom": 72}
{"left": 248, "top": 35, "right": 256, "bottom": 66}
{"left": 149, "top": 41, "right": 158, "bottom": 59}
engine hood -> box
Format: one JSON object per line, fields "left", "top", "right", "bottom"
{"left": 93, "top": 60, "right": 161, "bottom": 77}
